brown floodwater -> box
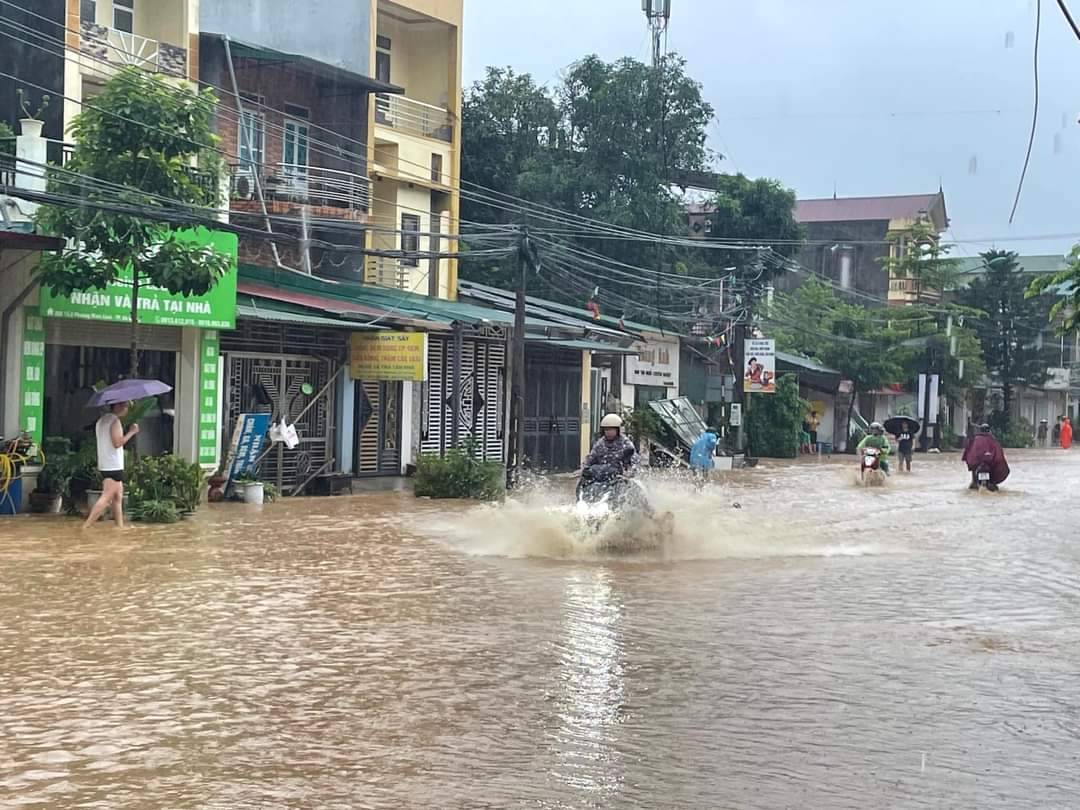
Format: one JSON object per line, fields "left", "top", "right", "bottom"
{"left": 2, "top": 450, "right": 1080, "bottom": 808}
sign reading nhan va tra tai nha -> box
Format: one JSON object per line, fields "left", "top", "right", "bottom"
{"left": 39, "top": 228, "right": 238, "bottom": 330}
{"left": 349, "top": 332, "right": 428, "bottom": 381}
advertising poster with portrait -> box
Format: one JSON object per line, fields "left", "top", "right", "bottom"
{"left": 743, "top": 339, "right": 776, "bottom": 394}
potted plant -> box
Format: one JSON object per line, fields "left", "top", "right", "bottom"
{"left": 29, "top": 436, "right": 71, "bottom": 513}
{"left": 234, "top": 473, "right": 264, "bottom": 505}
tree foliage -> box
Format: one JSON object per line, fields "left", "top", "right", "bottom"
{"left": 957, "top": 250, "right": 1056, "bottom": 427}
{"left": 706, "top": 173, "right": 804, "bottom": 265}
{"left": 1028, "top": 242, "right": 1080, "bottom": 331}
{"left": 746, "top": 374, "right": 805, "bottom": 458}
{"left": 36, "top": 67, "right": 232, "bottom": 376}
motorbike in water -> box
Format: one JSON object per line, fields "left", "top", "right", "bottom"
{"left": 970, "top": 456, "right": 999, "bottom": 492}
{"left": 573, "top": 454, "right": 673, "bottom": 553}
{"left": 859, "top": 447, "right": 886, "bottom": 486}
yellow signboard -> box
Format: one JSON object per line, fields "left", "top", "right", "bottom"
{"left": 349, "top": 332, "right": 428, "bottom": 381}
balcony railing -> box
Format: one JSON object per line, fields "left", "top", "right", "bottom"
{"left": 364, "top": 256, "right": 410, "bottom": 290}
{"left": 80, "top": 21, "right": 188, "bottom": 78}
{"left": 230, "top": 163, "right": 371, "bottom": 214}
{"left": 375, "top": 94, "right": 453, "bottom": 143}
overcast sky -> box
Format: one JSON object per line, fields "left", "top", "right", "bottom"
{"left": 462, "top": 0, "right": 1080, "bottom": 258}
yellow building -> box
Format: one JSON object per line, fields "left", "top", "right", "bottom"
{"left": 64, "top": 0, "right": 200, "bottom": 132}
{"left": 366, "top": 0, "right": 462, "bottom": 300}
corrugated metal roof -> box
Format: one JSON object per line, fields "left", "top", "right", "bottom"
{"left": 955, "top": 254, "right": 1068, "bottom": 277}
{"left": 776, "top": 350, "right": 841, "bottom": 376}
{"left": 236, "top": 294, "right": 385, "bottom": 330}
{"left": 795, "top": 192, "right": 946, "bottom": 227}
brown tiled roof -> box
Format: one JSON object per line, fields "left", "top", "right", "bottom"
{"left": 794, "top": 193, "right": 946, "bottom": 226}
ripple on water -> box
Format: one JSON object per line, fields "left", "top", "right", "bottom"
{"left": 2, "top": 454, "right": 1080, "bottom": 807}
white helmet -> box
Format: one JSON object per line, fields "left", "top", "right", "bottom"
{"left": 600, "top": 413, "right": 623, "bottom": 429}
{"left": 870, "top": 421, "right": 884, "bottom": 431}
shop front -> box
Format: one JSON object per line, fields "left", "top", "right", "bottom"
{"left": 18, "top": 228, "right": 238, "bottom": 469}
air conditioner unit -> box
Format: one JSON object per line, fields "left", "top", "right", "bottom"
{"left": 231, "top": 168, "right": 256, "bottom": 200}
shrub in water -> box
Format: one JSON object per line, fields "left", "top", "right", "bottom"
{"left": 413, "top": 438, "right": 505, "bottom": 501}
{"left": 131, "top": 499, "right": 180, "bottom": 524}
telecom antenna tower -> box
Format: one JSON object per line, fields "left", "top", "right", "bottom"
{"left": 642, "top": 0, "right": 672, "bottom": 67}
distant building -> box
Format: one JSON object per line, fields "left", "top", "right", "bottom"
{"left": 781, "top": 191, "right": 949, "bottom": 306}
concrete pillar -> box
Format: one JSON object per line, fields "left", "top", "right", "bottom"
{"left": 580, "top": 350, "right": 592, "bottom": 461}
{"left": 175, "top": 327, "right": 201, "bottom": 463}
{"left": 399, "top": 381, "right": 413, "bottom": 474}
{"left": 337, "top": 376, "right": 355, "bottom": 475}
{"left": 15, "top": 119, "right": 47, "bottom": 216}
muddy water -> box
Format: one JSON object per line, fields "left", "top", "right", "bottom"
{"left": 2, "top": 451, "right": 1080, "bottom": 808}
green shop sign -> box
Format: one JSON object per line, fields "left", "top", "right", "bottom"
{"left": 39, "top": 228, "right": 238, "bottom": 330}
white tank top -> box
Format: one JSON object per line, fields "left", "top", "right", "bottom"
{"left": 96, "top": 413, "right": 124, "bottom": 471}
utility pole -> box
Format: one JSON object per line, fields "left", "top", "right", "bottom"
{"left": 642, "top": 0, "right": 672, "bottom": 68}
{"left": 508, "top": 228, "right": 531, "bottom": 487}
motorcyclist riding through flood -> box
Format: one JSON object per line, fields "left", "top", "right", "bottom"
{"left": 581, "top": 413, "right": 639, "bottom": 476}
{"left": 963, "top": 423, "right": 1010, "bottom": 491}
{"left": 857, "top": 421, "right": 891, "bottom": 476}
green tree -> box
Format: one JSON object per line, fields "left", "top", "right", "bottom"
{"left": 1028, "top": 242, "right": 1080, "bottom": 330}
{"left": 706, "top": 173, "right": 804, "bottom": 266}
{"left": 36, "top": 67, "right": 231, "bottom": 378}
{"left": 745, "top": 374, "right": 806, "bottom": 458}
{"left": 460, "top": 55, "right": 717, "bottom": 306}
{"left": 768, "top": 278, "right": 908, "bottom": 444}
{"left": 957, "top": 250, "right": 1055, "bottom": 430}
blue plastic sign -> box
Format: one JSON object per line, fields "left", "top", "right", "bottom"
{"left": 225, "top": 413, "right": 271, "bottom": 485}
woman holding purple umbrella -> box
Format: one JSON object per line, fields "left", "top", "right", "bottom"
{"left": 84, "top": 400, "right": 139, "bottom": 529}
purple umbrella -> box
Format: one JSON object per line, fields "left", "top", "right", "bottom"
{"left": 86, "top": 379, "right": 173, "bottom": 408}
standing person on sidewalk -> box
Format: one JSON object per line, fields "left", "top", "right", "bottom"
{"left": 1037, "top": 419, "right": 1048, "bottom": 448}
{"left": 1062, "top": 416, "right": 1073, "bottom": 450}
{"left": 83, "top": 401, "right": 139, "bottom": 529}
{"left": 1053, "top": 416, "right": 1063, "bottom": 447}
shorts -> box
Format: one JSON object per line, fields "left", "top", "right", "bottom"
{"left": 898, "top": 445, "right": 913, "bottom": 460}
{"left": 101, "top": 470, "right": 125, "bottom": 483}
{"left": 809, "top": 431, "right": 818, "bottom": 444}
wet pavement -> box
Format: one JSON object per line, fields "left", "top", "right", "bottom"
{"left": 2, "top": 449, "right": 1080, "bottom": 808}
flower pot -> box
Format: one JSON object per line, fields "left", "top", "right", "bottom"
{"left": 29, "top": 491, "right": 63, "bottom": 514}
{"left": 19, "top": 118, "right": 43, "bottom": 138}
{"left": 240, "top": 482, "right": 264, "bottom": 505}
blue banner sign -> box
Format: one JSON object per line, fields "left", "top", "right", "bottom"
{"left": 225, "top": 413, "right": 271, "bottom": 486}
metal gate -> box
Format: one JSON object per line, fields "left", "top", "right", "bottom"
{"left": 421, "top": 330, "right": 506, "bottom": 461}
{"left": 223, "top": 351, "right": 337, "bottom": 492}
{"left": 523, "top": 348, "right": 581, "bottom": 472}
{"left": 355, "top": 380, "right": 402, "bottom": 476}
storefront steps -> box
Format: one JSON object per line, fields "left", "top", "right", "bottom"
{"left": 349, "top": 477, "right": 411, "bottom": 494}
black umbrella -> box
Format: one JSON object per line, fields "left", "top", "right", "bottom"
{"left": 884, "top": 416, "right": 921, "bottom": 436}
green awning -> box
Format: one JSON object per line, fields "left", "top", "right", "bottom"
{"left": 527, "top": 337, "right": 640, "bottom": 355}
{"left": 236, "top": 294, "right": 385, "bottom": 330}
{"left": 205, "top": 34, "right": 404, "bottom": 95}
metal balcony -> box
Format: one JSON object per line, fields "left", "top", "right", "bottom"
{"left": 80, "top": 21, "right": 188, "bottom": 78}
{"left": 375, "top": 95, "right": 453, "bottom": 143}
{"left": 229, "top": 163, "right": 371, "bottom": 214}
{"left": 364, "top": 256, "right": 410, "bottom": 290}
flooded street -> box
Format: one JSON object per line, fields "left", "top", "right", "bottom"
{"left": 2, "top": 451, "right": 1080, "bottom": 808}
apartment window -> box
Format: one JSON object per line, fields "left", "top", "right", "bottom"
{"left": 375, "top": 36, "right": 391, "bottom": 83}
{"left": 113, "top": 0, "right": 133, "bottom": 33}
{"left": 838, "top": 250, "right": 853, "bottom": 290}
{"left": 401, "top": 213, "right": 421, "bottom": 267}
{"left": 80, "top": 0, "right": 96, "bottom": 25}
{"left": 283, "top": 119, "right": 310, "bottom": 177}
{"left": 283, "top": 103, "right": 310, "bottom": 120}
{"left": 430, "top": 153, "right": 443, "bottom": 183}
{"left": 238, "top": 109, "right": 265, "bottom": 168}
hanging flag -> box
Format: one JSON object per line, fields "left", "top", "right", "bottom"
{"left": 618, "top": 313, "right": 626, "bottom": 330}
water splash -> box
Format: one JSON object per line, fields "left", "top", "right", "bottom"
{"left": 428, "top": 471, "right": 887, "bottom": 562}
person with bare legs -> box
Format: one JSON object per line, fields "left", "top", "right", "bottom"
{"left": 83, "top": 401, "right": 139, "bottom": 529}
